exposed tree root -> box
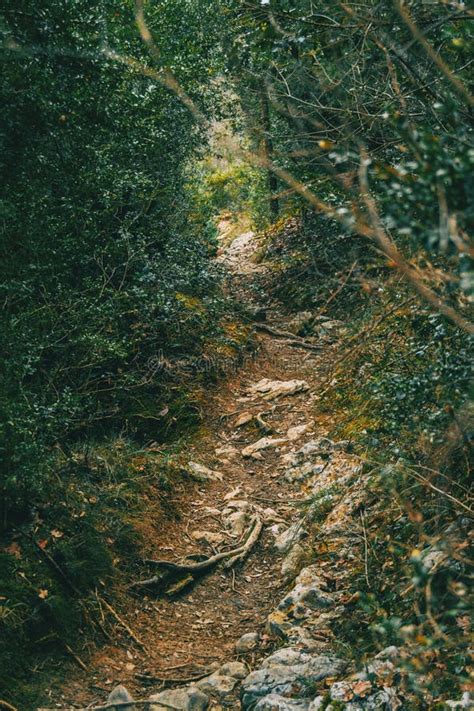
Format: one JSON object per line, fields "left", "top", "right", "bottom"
{"left": 130, "top": 515, "right": 263, "bottom": 589}
{"left": 224, "top": 515, "right": 263, "bottom": 568}
{"left": 255, "top": 323, "right": 322, "bottom": 351}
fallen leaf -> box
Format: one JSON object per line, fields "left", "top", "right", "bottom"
{"left": 38, "top": 589, "right": 49, "bottom": 599}
{"left": 457, "top": 616, "right": 470, "bottom": 633}
{"left": 352, "top": 680, "right": 372, "bottom": 698}
{"left": 3, "top": 542, "right": 22, "bottom": 559}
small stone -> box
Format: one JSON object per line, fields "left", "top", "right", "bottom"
{"left": 107, "top": 685, "right": 134, "bottom": 710}
{"left": 149, "top": 685, "right": 209, "bottom": 710}
{"left": 249, "top": 379, "right": 310, "bottom": 401}
{"left": 197, "top": 673, "right": 238, "bottom": 698}
{"left": 286, "top": 423, "right": 313, "bottom": 441}
{"left": 261, "top": 647, "right": 312, "bottom": 668}
{"left": 281, "top": 544, "right": 306, "bottom": 579}
{"left": 187, "top": 462, "right": 223, "bottom": 482}
{"left": 241, "top": 666, "right": 302, "bottom": 707}
{"left": 277, "top": 567, "right": 333, "bottom": 613}
{"left": 219, "top": 661, "right": 248, "bottom": 678}
{"left": 274, "top": 522, "right": 306, "bottom": 553}
{"left": 235, "top": 632, "right": 260, "bottom": 653}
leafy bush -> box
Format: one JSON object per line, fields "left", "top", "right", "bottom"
{"left": 0, "top": 0, "right": 230, "bottom": 512}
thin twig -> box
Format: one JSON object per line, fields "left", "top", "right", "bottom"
{"left": 64, "top": 642, "right": 88, "bottom": 671}
{"left": 97, "top": 595, "right": 146, "bottom": 651}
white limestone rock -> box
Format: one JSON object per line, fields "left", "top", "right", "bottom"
{"left": 235, "top": 632, "right": 260, "bottom": 653}
{"left": 242, "top": 436, "right": 288, "bottom": 459}
{"left": 249, "top": 379, "right": 310, "bottom": 401}
{"left": 255, "top": 694, "right": 310, "bottom": 710}
{"left": 149, "top": 685, "right": 209, "bottom": 711}
{"left": 188, "top": 462, "right": 223, "bottom": 482}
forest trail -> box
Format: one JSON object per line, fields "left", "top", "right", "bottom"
{"left": 47, "top": 219, "right": 357, "bottom": 710}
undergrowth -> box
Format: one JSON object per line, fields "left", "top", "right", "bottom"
{"left": 263, "top": 212, "right": 472, "bottom": 707}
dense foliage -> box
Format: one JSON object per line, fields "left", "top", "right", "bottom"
{"left": 223, "top": 0, "right": 473, "bottom": 469}
{"left": 222, "top": 2, "right": 473, "bottom": 705}
{"left": 226, "top": 0, "right": 473, "bottom": 293}
{"left": 0, "top": 0, "right": 229, "bottom": 513}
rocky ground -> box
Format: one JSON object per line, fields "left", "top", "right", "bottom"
{"left": 41, "top": 225, "right": 471, "bottom": 711}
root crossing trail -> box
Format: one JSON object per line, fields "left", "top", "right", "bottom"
{"left": 46, "top": 222, "right": 354, "bottom": 711}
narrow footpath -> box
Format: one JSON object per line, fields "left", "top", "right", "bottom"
{"left": 45, "top": 220, "right": 388, "bottom": 711}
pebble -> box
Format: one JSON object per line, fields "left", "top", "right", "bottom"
{"left": 281, "top": 543, "right": 306, "bottom": 579}
{"left": 219, "top": 661, "right": 248, "bottom": 678}
{"left": 196, "top": 672, "right": 238, "bottom": 698}
{"left": 149, "top": 685, "right": 209, "bottom": 710}
{"left": 235, "top": 632, "right": 260, "bottom": 653}
{"left": 273, "top": 521, "right": 306, "bottom": 553}
{"left": 187, "top": 461, "right": 223, "bottom": 482}
{"left": 248, "top": 378, "right": 310, "bottom": 401}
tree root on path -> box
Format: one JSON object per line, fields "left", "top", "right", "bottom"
{"left": 223, "top": 515, "right": 263, "bottom": 568}
{"left": 255, "top": 412, "right": 273, "bottom": 434}
{"left": 255, "top": 323, "right": 322, "bottom": 351}
{"left": 130, "top": 515, "right": 263, "bottom": 589}
{"left": 136, "top": 668, "right": 212, "bottom": 684}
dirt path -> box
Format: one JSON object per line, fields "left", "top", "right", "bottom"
{"left": 45, "top": 223, "right": 343, "bottom": 710}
